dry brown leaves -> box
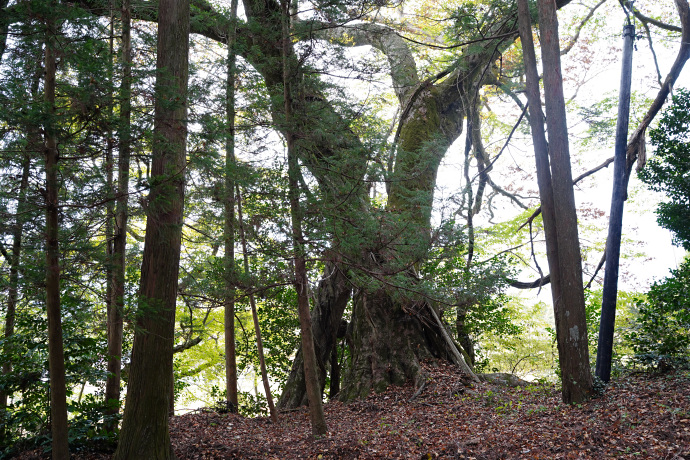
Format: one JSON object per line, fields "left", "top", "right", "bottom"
{"left": 16, "top": 363, "right": 690, "bottom": 459}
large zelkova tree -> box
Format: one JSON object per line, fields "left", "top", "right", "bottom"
{"left": 63, "top": 0, "right": 690, "bottom": 410}
{"left": 113, "top": 0, "right": 189, "bottom": 456}
{"left": 1, "top": 0, "right": 688, "bottom": 453}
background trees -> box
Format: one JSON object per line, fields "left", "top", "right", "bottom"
{"left": 0, "top": 0, "right": 689, "bottom": 455}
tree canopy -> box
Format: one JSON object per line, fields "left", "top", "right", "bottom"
{"left": 1, "top": 0, "right": 690, "bottom": 455}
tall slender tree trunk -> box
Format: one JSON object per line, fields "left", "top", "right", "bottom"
{"left": 114, "top": 0, "right": 189, "bottom": 455}
{"left": 277, "top": 257, "right": 351, "bottom": 408}
{"left": 536, "top": 0, "right": 593, "bottom": 404}
{"left": 0, "top": 0, "right": 9, "bottom": 64}
{"left": 104, "top": 6, "right": 116, "bottom": 421}
{"left": 236, "top": 186, "right": 278, "bottom": 423}
{"left": 0, "top": 154, "right": 31, "bottom": 433}
{"left": 281, "top": 0, "right": 327, "bottom": 437}
{"left": 105, "top": 0, "right": 132, "bottom": 428}
{"left": 2, "top": 49, "right": 42, "bottom": 441}
{"left": 224, "top": 0, "right": 239, "bottom": 411}
{"left": 104, "top": 6, "right": 116, "bottom": 393}
{"left": 596, "top": 23, "right": 635, "bottom": 384}
{"left": 44, "top": 13, "right": 70, "bottom": 459}
{"left": 517, "top": 0, "right": 563, "bottom": 352}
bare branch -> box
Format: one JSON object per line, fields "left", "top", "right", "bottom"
{"left": 624, "top": 0, "right": 683, "bottom": 33}
{"left": 560, "top": 0, "right": 608, "bottom": 55}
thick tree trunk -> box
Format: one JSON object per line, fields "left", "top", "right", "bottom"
{"left": 340, "top": 292, "right": 461, "bottom": 401}
{"left": 537, "top": 0, "right": 593, "bottom": 404}
{"left": 114, "top": 0, "right": 189, "bottom": 455}
{"left": 104, "top": 0, "right": 131, "bottom": 428}
{"left": 45, "top": 16, "right": 70, "bottom": 459}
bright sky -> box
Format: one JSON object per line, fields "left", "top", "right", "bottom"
{"left": 432, "top": 1, "right": 689, "bottom": 298}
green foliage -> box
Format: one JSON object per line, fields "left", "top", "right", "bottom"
{"left": 420, "top": 219, "right": 521, "bottom": 367}
{"left": 479, "top": 300, "right": 556, "bottom": 378}
{"left": 639, "top": 88, "right": 690, "bottom": 250}
{"left": 578, "top": 91, "right": 654, "bottom": 149}
{"left": 584, "top": 288, "right": 636, "bottom": 368}
{"left": 625, "top": 259, "right": 690, "bottom": 370}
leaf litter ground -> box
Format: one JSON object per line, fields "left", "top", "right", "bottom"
{"left": 16, "top": 362, "right": 690, "bottom": 459}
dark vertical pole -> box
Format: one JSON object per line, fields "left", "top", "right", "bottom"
{"left": 596, "top": 23, "right": 635, "bottom": 383}
{"left": 224, "top": 0, "right": 239, "bottom": 411}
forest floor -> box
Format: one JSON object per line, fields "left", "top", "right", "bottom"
{"left": 17, "top": 362, "right": 690, "bottom": 459}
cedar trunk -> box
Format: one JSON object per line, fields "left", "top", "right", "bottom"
{"left": 104, "top": 0, "right": 132, "bottom": 425}
{"left": 537, "top": 0, "right": 593, "bottom": 404}
{"left": 113, "top": 0, "right": 189, "bottom": 455}
{"left": 282, "top": 0, "right": 327, "bottom": 435}
{"left": 596, "top": 24, "right": 635, "bottom": 383}
{"left": 45, "top": 18, "right": 70, "bottom": 458}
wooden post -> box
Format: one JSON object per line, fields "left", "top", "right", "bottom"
{"left": 596, "top": 23, "right": 635, "bottom": 383}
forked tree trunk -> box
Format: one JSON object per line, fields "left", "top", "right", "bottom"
{"left": 536, "top": 0, "right": 593, "bottom": 404}
{"left": 113, "top": 0, "right": 189, "bottom": 455}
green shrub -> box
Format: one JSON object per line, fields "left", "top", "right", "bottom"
{"left": 625, "top": 260, "right": 690, "bottom": 370}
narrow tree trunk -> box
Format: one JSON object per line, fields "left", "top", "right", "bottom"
{"left": 278, "top": 259, "right": 351, "bottom": 408}
{"left": 44, "top": 14, "right": 70, "bottom": 459}
{"left": 0, "top": 0, "right": 9, "bottom": 65}
{"left": 281, "top": 0, "right": 327, "bottom": 436}
{"left": 236, "top": 186, "right": 278, "bottom": 423}
{"left": 104, "top": 0, "right": 132, "bottom": 427}
{"left": 596, "top": 23, "right": 635, "bottom": 384}
{"left": 516, "top": 0, "right": 562, "bottom": 309}
{"left": 537, "top": 0, "right": 593, "bottom": 404}
{"left": 103, "top": 6, "right": 116, "bottom": 424}
{"left": 105, "top": 3, "right": 116, "bottom": 359}
{"left": 329, "top": 342, "right": 340, "bottom": 399}
{"left": 1, "top": 154, "right": 31, "bottom": 429}
{"left": 114, "top": 0, "right": 189, "bottom": 454}
{"left": 224, "top": 0, "right": 239, "bottom": 411}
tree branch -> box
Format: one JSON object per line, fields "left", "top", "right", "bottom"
{"left": 298, "top": 20, "right": 419, "bottom": 103}
{"left": 560, "top": 0, "right": 608, "bottom": 55}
